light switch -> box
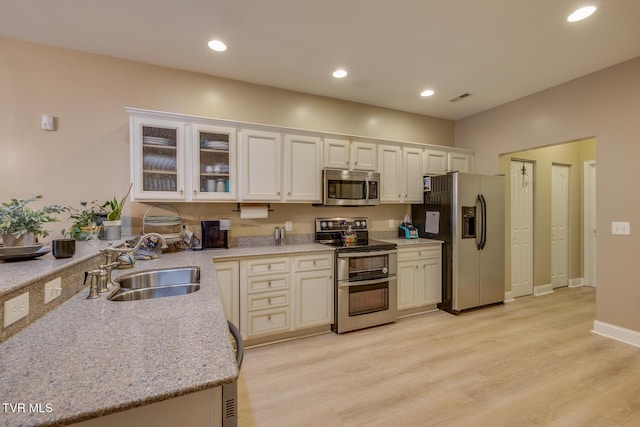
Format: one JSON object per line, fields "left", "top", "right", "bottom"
{"left": 41, "top": 115, "right": 55, "bottom": 131}
{"left": 611, "top": 221, "right": 631, "bottom": 235}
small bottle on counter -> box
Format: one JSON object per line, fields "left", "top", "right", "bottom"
{"left": 274, "top": 226, "right": 280, "bottom": 245}
{"left": 279, "top": 227, "right": 286, "bottom": 245}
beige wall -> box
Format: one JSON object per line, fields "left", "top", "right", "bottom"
{"left": 456, "top": 56, "right": 640, "bottom": 333}
{"left": 499, "top": 138, "right": 596, "bottom": 291}
{"left": 0, "top": 36, "right": 452, "bottom": 239}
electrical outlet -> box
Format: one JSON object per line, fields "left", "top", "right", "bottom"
{"left": 4, "top": 292, "right": 29, "bottom": 327}
{"left": 44, "top": 277, "right": 62, "bottom": 304}
{"left": 388, "top": 219, "right": 395, "bottom": 228}
{"left": 285, "top": 220, "right": 293, "bottom": 231}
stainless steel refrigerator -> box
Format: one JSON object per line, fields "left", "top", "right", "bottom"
{"left": 411, "top": 172, "right": 505, "bottom": 314}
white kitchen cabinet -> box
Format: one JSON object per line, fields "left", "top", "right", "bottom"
{"left": 240, "top": 256, "right": 291, "bottom": 340}
{"left": 130, "top": 116, "right": 187, "bottom": 201}
{"left": 351, "top": 141, "right": 377, "bottom": 171}
{"left": 284, "top": 134, "right": 322, "bottom": 202}
{"left": 214, "top": 260, "right": 239, "bottom": 326}
{"left": 292, "top": 253, "right": 334, "bottom": 329}
{"left": 323, "top": 138, "right": 350, "bottom": 169}
{"left": 397, "top": 244, "right": 442, "bottom": 312}
{"left": 190, "top": 124, "right": 237, "bottom": 201}
{"left": 379, "top": 145, "right": 422, "bottom": 203}
{"left": 424, "top": 149, "right": 448, "bottom": 175}
{"left": 240, "top": 129, "right": 282, "bottom": 201}
{"left": 323, "top": 138, "right": 377, "bottom": 171}
{"left": 402, "top": 147, "right": 424, "bottom": 203}
{"left": 424, "top": 149, "right": 474, "bottom": 175}
{"left": 379, "top": 145, "right": 402, "bottom": 202}
{"left": 448, "top": 152, "right": 472, "bottom": 173}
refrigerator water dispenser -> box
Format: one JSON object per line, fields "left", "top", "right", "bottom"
{"left": 461, "top": 206, "right": 476, "bottom": 239}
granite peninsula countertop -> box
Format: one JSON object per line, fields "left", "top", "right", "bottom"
{"left": 0, "top": 242, "right": 334, "bottom": 427}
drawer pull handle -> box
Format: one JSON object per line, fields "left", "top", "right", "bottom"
{"left": 268, "top": 280, "right": 272, "bottom": 287}
{"left": 268, "top": 264, "right": 272, "bottom": 270}
{"left": 268, "top": 315, "right": 272, "bottom": 321}
{"left": 313, "top": 260, "right": 317, "bottom": 265}
{"left": 268, "top": 298, "right": 272, "bottom": 304}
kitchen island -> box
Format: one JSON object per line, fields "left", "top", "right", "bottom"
{"left": 0, "top": 250, "right": 237, "bottom": 427}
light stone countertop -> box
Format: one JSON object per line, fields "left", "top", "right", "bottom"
{"left": 0, "top": 240, "right": 123, "bottom": 297}
{"left": 378, "top": 238, "right": 444, "bottom": 246}
{"left": 0, "top": 243, "right": 336, "bottom": 427}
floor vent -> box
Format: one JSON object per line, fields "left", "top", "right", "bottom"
{"left": 449, "top": 93, "right": 471, "bottom": 102}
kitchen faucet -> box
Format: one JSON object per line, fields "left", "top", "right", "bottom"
{"left": 89, "top": 233, "right": 169, "bottom": 295}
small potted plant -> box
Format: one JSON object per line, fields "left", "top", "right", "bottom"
{"left": 66, "top": 201, "right": 103, "bottom": 241}
{"left": 0, "top": 196, "right": 66, "bottom": 246}
{"left": 101, "top": 183, "right": 132, "bottom": 241}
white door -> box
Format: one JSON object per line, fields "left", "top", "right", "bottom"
{"left": 511, "top": 161, "right": 534, "bottom": 297}
{"left": 551, "top": 164, "right": 569, "bottom": 288}
{"left": 584, "top": 161, "right": 597, "bottom": 286}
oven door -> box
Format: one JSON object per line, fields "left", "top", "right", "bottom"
{"left": 336, "top": 276, "right": 398, "bottom": 334}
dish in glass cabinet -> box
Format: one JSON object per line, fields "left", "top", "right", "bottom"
{"left": 0, "top": 247, "right": 51, "bottom": 262}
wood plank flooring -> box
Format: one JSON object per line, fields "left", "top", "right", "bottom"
{"left": 238, "top": 287, "right": 640, "bottom": 426}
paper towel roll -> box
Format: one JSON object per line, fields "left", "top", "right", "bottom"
{"left": 240, "top": 205, "right": 269, "bottom": 219}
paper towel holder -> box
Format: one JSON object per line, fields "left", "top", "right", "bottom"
{"left": 232, "top": 203, "right": 274, "bottom": 213}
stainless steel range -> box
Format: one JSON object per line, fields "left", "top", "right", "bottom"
{"left": 315, "top": 217, "right": 398, "bottom": 334}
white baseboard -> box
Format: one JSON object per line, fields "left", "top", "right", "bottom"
{"left": 534, "top": 283, "right": 554, "bottom": 296}
{"left": 504, "top": 291, "right": 515, "bottom": 303}
{"left": 592, "top": 320, "right": 640, "bottom": 348}
{"left": 569, "top": 277, "right": 584, "bottom": 288}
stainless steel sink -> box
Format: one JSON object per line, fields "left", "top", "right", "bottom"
{"left": 107, "top": 266, "right": 201, "bottom": 302}
{"left": 108, "top": 283, "right": 200, "bottom": 301}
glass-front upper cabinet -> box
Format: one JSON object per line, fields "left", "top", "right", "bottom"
{"left": 190, "top": 124, "right": 237, "bottom": 201}
{"left": 131, "top": 117, "right": 186, "bottom": 201}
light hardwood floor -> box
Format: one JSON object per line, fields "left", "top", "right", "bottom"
{"left": 238, "top": 287, "right": 640, "bottom": 426}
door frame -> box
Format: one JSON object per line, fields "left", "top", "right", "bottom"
{"left": 551, "top": 163, "right": 570, "bottom": 288}
{"left": 583, "top": 161, "right": 597, "bottom": 287}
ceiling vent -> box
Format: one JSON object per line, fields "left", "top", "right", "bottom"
{"left": 449, "top": 93, "right": 471, "bottom": 103}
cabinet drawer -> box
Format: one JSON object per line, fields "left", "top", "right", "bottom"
{"left": 247, "top": 307, "right": 290, "bottom": 336}
{"left": 293, "top": 253, "right": 333, "bottom": 272}
{"left": 247, "top": 290, "right": 289, "bottom": 311}
{"left": 398, "top": 246, "right": 441, "bottom": 261}
{"left": 247, "top": 274, "right": 289, "bottom": 293}
{"left": 245, "top": 257, "right": 289, "bottom": 276}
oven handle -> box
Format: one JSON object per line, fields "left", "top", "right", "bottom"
{"left": 338, "top": 275, "right": 397, "bottom": 288}
{"left": 337, "top": 249, "right": 397, "bottom": 258}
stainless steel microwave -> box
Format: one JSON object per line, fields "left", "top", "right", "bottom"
{"left": 323, "top": 169, "right": 380, "bottom": 206}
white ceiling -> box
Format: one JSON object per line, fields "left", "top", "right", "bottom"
{"left": 1, "top": 0, "right": 640, "bottom": 120}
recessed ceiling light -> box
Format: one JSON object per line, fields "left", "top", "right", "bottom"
{"left": 420, "top": 89, "right": 435, "bottom": 97}
{"left": 332, "top": 69, "right": 348, "bottom": 79}
{"left": 567, "top": 6, "right": 596, "bottom": 22}
{"left": 208, "top": 39, "right": 227, "bottom": 52}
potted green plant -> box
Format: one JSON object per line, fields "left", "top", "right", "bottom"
{"left": 65, "top": 200, "right": 103, "bottom": 240}
{"left": 0, "top": 196, "right": 66, "bottom": 246}
{"left": 101, "top": 183, "right": 132, "bottom": 240}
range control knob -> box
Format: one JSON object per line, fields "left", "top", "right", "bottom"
{"left": 355, "top": 221, "right": 361, "bottom": 228}
{"left": 328, "top": 221, "right": 333, "bottom": 228}
{"left": 321, "top": 221, "right": 327, "bottom": 229}
{"left": 360, "top": 220, "right": 366, "bottom": 228}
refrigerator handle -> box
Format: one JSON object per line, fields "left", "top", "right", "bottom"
{"left": 480, "top": 193, "right": 487, "bottom": 250}
{"left": 475, "top": 195, "right": 483, "bottom": 250}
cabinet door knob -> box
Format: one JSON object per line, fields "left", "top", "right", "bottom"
{"left": 193, "top": 190, "right": 198, "bottom": 195}
{"left": 268, "top": 264, "right": 272, "bottom": 270}
{"left": 313, "top": 260, "right": 317, "bottom": 265}
{"left": 268, "top": 315, "right": 272, "bottom": 321}
{"left": 268, "top": 298, "right": 272, "bottom": 304}
{"left": 179, "top": 189, "right": 184, "bottom": 195}
{"left": 268, "top": 280, "right": 272, "bottom": 287}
